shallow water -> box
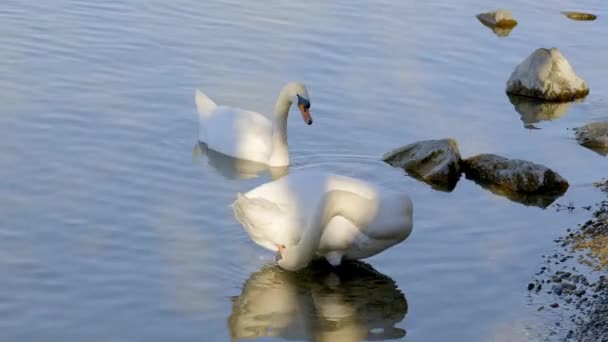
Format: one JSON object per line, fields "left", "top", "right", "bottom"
{"left": 1, "top": 0, "right": 607, "bottom": 341}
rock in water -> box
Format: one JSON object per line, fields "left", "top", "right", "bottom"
{"left": 383, "top": 139, "right": 462, "bottom": 191}
{"left": 462, "top": 154, "right": 569, "bottom": 207}
{"left": 476, "top": 9, "right": 518, "bottom": 28}
{"left": 574, "top": 122, "right": 608, "bottom": 156}
{"left": 562, "top": 11, "right": 597, "bottom": 21}
{"left": 506, "top": 48, "right": 589, "bottom": 101}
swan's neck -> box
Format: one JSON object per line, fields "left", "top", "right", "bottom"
{"left": 268, "top": 91, "right": 292, "bottom": 167}
{"left": 279, "top": 190, "right": 379, "bottom": 271}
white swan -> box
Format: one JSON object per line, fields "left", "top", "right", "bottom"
{"left": 232, "top": 170, "right": 414, "bottom": 271}
{"left": 195, "top": 82, "right": 312, "bottom": 167}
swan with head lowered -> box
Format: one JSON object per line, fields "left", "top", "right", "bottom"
{"left": 195, "top": 82, "right": 312, "bottom": 167}
{"left": 232, "top": 170, "right": 414, "bottom": 271}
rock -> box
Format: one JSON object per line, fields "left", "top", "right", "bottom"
{"left": 562, "top": 282, "right": 576, "bottom": 295}
{"left": 562, "top": 11, "right": 597, "bottom": 21}
{"left": 574, "top": 122, "right": 608, "bottom": 156}
{"left": 383, "top": 139, "right": 462, "bottom": 191}
{"left": 506, "top": 48, "right": 589, "bottom": 101}
{"left": 476, "top": 9, "right": 518, "bottom": 28}
{"left": 528, "top": 283, "right": 535, "bottom": 291}
{"left": 553, "top": 284, "right": 564, "bottom": 296}
{"left": 476, "top": 9, "right": 518, "bottom": 37}
{"left": 462, "top": 154, "right": 569, "bottom": 207}
{"left": 550, "top": 303, "right": 560, "bottom": 308}
{"left": 507, "top": 94, "right": 572, "bottom": 129}
{"left": 574, "top": 289, "right": 586, "bottom": 297}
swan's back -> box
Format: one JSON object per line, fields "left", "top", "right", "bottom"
{"left": 202, "top": 106, "right": 273, "bottom": 164}
{"left": 234, "top": 170, "right": 413, "bottom": 261}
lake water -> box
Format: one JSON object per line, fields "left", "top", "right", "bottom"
{"left": 1, "top": 0, "right": 607, "bottom": 341}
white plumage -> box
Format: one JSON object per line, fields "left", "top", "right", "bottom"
{"left": 232, "top": 170, "right": 414, "bottom": 270}
{"left": 195, "top": 82, "right": 313, "bottom": 167}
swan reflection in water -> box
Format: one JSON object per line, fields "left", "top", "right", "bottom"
{"left": 228, "top": 261, "right": 407, "bottom": 341}
{"left": 193, "top": 142, "right": 289, "bottom": 180}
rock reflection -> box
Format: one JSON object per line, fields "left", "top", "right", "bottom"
{"left": 507, "top": 94, "right": 572, "bottom": 129}
{"left": 465, "top": 178, "right": 566, "bottom": 208}
{"left": 228, "top": 261, "right": 407, "bottom": 341}
{"left": 193, "top": 142, "right": 289, "bottom": 180}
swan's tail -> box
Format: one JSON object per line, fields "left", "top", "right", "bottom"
{"left": 195, "top": 88, "right": 217, "bottom": 120}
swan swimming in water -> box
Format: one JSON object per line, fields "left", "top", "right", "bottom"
{"left": 195, "top": 82, "right": 312, "bottom": 167}
{"left": 232, "top": 170, "right": 414, "bottom": 271}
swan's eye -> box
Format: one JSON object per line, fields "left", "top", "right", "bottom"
{"left": 296, "top": 94, "right": 310, "bottom": 110}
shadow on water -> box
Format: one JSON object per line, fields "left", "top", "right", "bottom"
{"left": 507, "top": 94, "right": 574, "bottom": 129}
{"left": 193, "top": 142, "right": 289, "bottom": 180}
{"left": 228, "top": 261, "right": 408, "bottom": 341}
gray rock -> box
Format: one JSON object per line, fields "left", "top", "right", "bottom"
{"left": 553, "top": 284, "right": 564, "bottom": 296}
{"left": 506, "top": 48, "right": 589, "bottom": 101}
{"left": 476, "top": 9, "right": 518, "bottom": 28}
{"left": 383, "top": 139, "right": 462, "bottom": 191}
{"left": 574, "top": 289, "right": 586, "bottom": 297}
{"left": 562, "top": 282, "right": 576, "bottom": 295}
{"left": 462, "top": 154, "right": 569, "bottom": 207}
{"left": 574, "top": 122, "right": 608, "bottom": 156}
{"left": 476, "top": 9, "right": 518, "bottom": 37}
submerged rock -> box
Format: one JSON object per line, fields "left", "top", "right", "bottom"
{"left": 383, "top": 139, "right": 461, "bottom": 191}
{"left": 574, "top": 122, "right": 608, "bottom": 156}
{"left": 562, "top": 11, "right": 597, "bottom": 21}
{"left": 476, "top": 9, "right": 517, "bottom": 37}
{"left": 508, "top": 94, "right": 572, "bottom": 129}
{"left": 462, "top": 154, "right": 569, "bottom": 207}
{"left": 506, "top": 48, "right": 589, "bottom": 101}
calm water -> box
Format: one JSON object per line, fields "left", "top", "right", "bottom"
{"left": 1, "top": 0, "right": 607, "bottom": 341}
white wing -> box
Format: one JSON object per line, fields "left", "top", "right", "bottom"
{"left": 232, "top": 193, "right": 300, "bottom": 251}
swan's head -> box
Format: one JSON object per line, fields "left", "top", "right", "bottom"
{"left": 275, "top": 244, "right": 308, "bottom": 271}
{"left": 285, "top": 82, "right": 312, "bottom": 125}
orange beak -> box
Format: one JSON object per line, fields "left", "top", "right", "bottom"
{"left": 299, "top": 104, "right": 313, "bottom": 125}
{"left": 276, "top": 244, "right": 286, "bottom": 252}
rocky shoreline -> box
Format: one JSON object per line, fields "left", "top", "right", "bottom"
{"left": 529, "top": 180, "right": 608, "bottom": 341}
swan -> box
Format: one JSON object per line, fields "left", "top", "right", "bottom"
{"left": 232, "top": 170, "right": 414, "bottom": 271}
{"left": 195, "top": 82, "right": 313, "bottom": 167}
